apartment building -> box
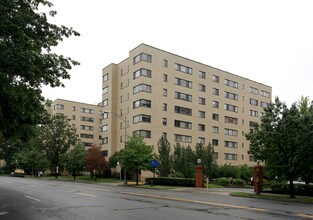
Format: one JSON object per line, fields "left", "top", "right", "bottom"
{"left": 101, "top": 44, "right": 272, "bottom": 166}
{"left": 47, "top": 99, "right": 102, "bottom": 149}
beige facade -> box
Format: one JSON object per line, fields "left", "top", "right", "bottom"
{"left": 47, "top": 99, "right": 102, "bottom": 150}
{"left": 101, "top": 44, "right": 272, "bottom": 166}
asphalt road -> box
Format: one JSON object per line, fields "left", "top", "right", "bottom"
{"left": 0, "top": 176, "right": 312, "bottom": 220}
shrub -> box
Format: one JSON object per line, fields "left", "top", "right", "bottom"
{"left": 217, "top": 177, "right": 230, "bottom": 186}
{"left": 170, "top": 172, "right": 185, "bottom": 178}
{"left": 234, "top": 178, "right": 245, "bottom": 187}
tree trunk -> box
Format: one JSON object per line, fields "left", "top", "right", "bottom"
{"left": 136, "top": 169, "right": 139, "bottom": 185}
{"left": 124, "top": 170, "right": 127, "bottom": 185}
{"left": 289, "top": 177, "right": 295, "bottom": 198}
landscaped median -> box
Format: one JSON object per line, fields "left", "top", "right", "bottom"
{"left": 230, "top": 192, "right": 313, "bottom": 204}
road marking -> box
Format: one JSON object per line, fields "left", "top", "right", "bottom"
{"left": 75, "top": 192, "right": 97, "bottom": 197}
{"left": 0, "top": 212, "right": 9, "bottom": 216}
{"left": 296, "top": 213, "right": 313, "bottom": 219}
{"left": 25, "top": 195, "right": 40, "bottom": 202}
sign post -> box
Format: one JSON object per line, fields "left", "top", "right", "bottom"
{"left": 150, "top": 160, "right": 159, "bottom": 186}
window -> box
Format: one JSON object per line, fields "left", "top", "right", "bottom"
{"left": 100, "top": 125, "right": 108, "bottom": 132}
{"left": 224, "top": 128, "right": 238, "bottom": 136}
{"left": 224, "top": 116, "right": 238, "bottom": 124}
{"left": 225, "top": 91, "right": 238, "bottom": 100}
{"left": 163, "top": 118, "right": 167, "bottom": 126}
{"left": 103, "top": 99, "right": 108, "bottom": 107}
{"left": 175, "top": 91, "right": 192, "bottom": 102}
{"left": 133, "top": 84, "right": 151, "bottom": 94}
{"left": 250, "top": 87, "right": 258, "bottom": 94}
{"left": 175, "top": 106, "right": 192, "bottom": 116}
{"left": 133, "top": 53, "right": 152, "bottom": 64}
{"left": 224, "top": 104, "right": 238, "bottom": 112}
{"left": 81, "top": 125, "right": 94, "bottom": 131}
{"left": 134, "top": 130, "right": 151, "bottom": 138}
{"left": 133, "top": 68, "right": 151, "bottom": 79}
{"left": 199, "top": 97, "right": 205, "bottom": 105}
{"left": 198, "top": 124, "right": 205, "bottom": 131}
{"left": 163, "top": 103, "right": 167, "bottom": 111}
{"left": 175, "top": 63, "right": 192, "bottom": 74}
{"left": 163, "top": 74, "right": 168, "bottom": 82}
{"left": 212, "top": 75, "right": 219, "bottom": 83}
{"left": 162, "top": 132, "right": 167, "bottom": 139}
{"left": 133, "top": 99, "right": 151, "bottom": 109}
{"left": 133, "top": 114, "right": 151, "bottom": 123}
{"left": 250, "top": 98, "right": 258, "bottom": 106}
{"left": 261, "top": 90, "right": 270, "bottom": 97}
{"left": 102, "top": 86, "right": 108, "bottom": 94}
{"left": 198, "top": 137, "right": 205, "bottom": 144}
{"left": 174, "top": 120, "right": 192, "bottom": 129}
{"left": 212, "top": 113, "right": 219, "bottom": 121}
{"left": 249, "top": 121, "right": 258, "bottom": 128}
{"left": 199, "top": 71, "right": 206, "bottom": 79}
{"left": 80, "top": 133, "right": 94, "bottom": 139}
{"left": 199, "top": 84, "right": 206, "bottom": 92}
{"left": 224, "top": 141, "right": 238, "bottom": 148}
{"left": 175, "top": 77, "right": 192, "bottom": 88}
{"left": 81, "top": 116, "right": 94, "bottom": 122}
{"left": 212, "top": 139, "right": 219, "bottom": 146}
{"left": 250, "top": 110, "right": 258, "bottom": 117}
{"left": 81, "top": 108, "right": 94, "bottom": 114}
{"left": 163, "top": 59, "right": 168, "bottom": 67}
{"left": 225, "top": 153, "right": 237, "bottom": 160}
{"left": 175, "top": 134, "right": 192, "bottom": 143}
{"left": 261, "top": 102, "right": 269, "bottom": 108}
{"left": 72, "top": 106, "right": 76, "bottom": 111}
{"left": 212, "top": 126, "right": 219, "bottom": 133}
{"left": 71, "top": 115, "right": 75, "bottom": 120}
{"left": 225, "top": 79, "right": 238, "bottom": 88}
{"left": 54, "top": 104, "right": 64, "bottom": 110}
{"left": 102, "top": 137, "right": 108, "bottom": 144}
{"left": 212, "top": 101, "right": 219, "bottom": 108}
{"left": 103, "top": 74, "right": 108, "bottom": 82}
{"left": 199, "top": 111, "right": 205, "bottom": 118}
{"left": 163, "top": 89, "right": 167, "bottom": 97}
{"left": 102, "top": 150, "right": 108, "bottom": 157}
{"left": 213, "top": 88, "right": 219, "bottom": 95}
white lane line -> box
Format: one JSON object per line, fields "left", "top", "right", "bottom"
{"left": 0, "top": 212, "right": 9, "bottom": 216}
{"left": 25, "top": 195, "right": 41, "bottom": 202}
{"left": 75, "top": 192, "right": 97, "bottom": 197}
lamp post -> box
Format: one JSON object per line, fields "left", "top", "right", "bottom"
{"left": 103, "top": 110, "right": 127, "bottom": 184}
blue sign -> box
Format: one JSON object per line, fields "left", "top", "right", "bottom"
{"left": 150, "top": 160, "right": 159, "bottom": 168}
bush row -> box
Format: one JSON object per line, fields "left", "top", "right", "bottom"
{"left": 263, "top": 182, "right": 313, "bottom": 196}
{"left": 145, "top": 177, "right": 247, "bottom": 187}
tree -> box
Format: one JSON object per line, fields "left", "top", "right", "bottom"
{"left": 14, "top": 147, "right": 49, "bottom": 176}
{"left": 39, "top": 114, "right": 79, "bottom": 178}
{"left": 85, "top": 146, "right": 107, "bottom": 181}
{"left": 195, "top": 143, "right": 217, "bottom": 178}
{"left": 62, "top": 144, "right": 86, "bottom": 180}
{"left": 172, "top": 143, "right": 196, "bottom": 178}
{"left": 246, "top": 97, "right": 313, "bottom": 198}
{"left": 0, "top": 0, "right": 79, "bottom": 145}
{"left": 118, "top": 134, "right": 153, "bottom": 185}
{"left": 156, "top": 136, "right": 172, "bottom": 177}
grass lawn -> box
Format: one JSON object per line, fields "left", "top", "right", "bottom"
{"left": 230, "top": 192, "right": 313, "bottom": 204}
{"left": 41, "top": 175, "right": 121, "bottom": 184}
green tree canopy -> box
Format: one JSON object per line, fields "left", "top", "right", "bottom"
{"left": 172, "top": 143, "right": 196, "bottom": 178}
{"left": 195, "top": 143, "right": 217, "bottom": 178}
{"left": 118, "top": 134, "right": 153, "bottom": 185}
{"left": 156, "top": 136, "right": 172, "bottom": 177}
{"left": 246, "top": 97, "right": 313, "bottom": 198}
{"left": 62, "top": 144, "right": 86, "bottom": 180}
{"left": 39, "top": 114, "right": 79, "bottom": 178}
{"left": 0, "top": 0, "right": 79, "bottom": 144}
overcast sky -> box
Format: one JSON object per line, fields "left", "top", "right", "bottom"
{"left": 41, "top": 0, "right": 313, "bottom": 106}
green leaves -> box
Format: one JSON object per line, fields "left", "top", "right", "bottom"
{"left": 0, "top": 0, "right": 79, "bottom": 142}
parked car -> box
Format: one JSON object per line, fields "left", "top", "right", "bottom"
{"left": 11, "top": 169, "right": 25, "bottom": 177}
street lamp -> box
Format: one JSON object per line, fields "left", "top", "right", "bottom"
{"left": 103, "top": 110, "right": 127, "bottom": 184}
